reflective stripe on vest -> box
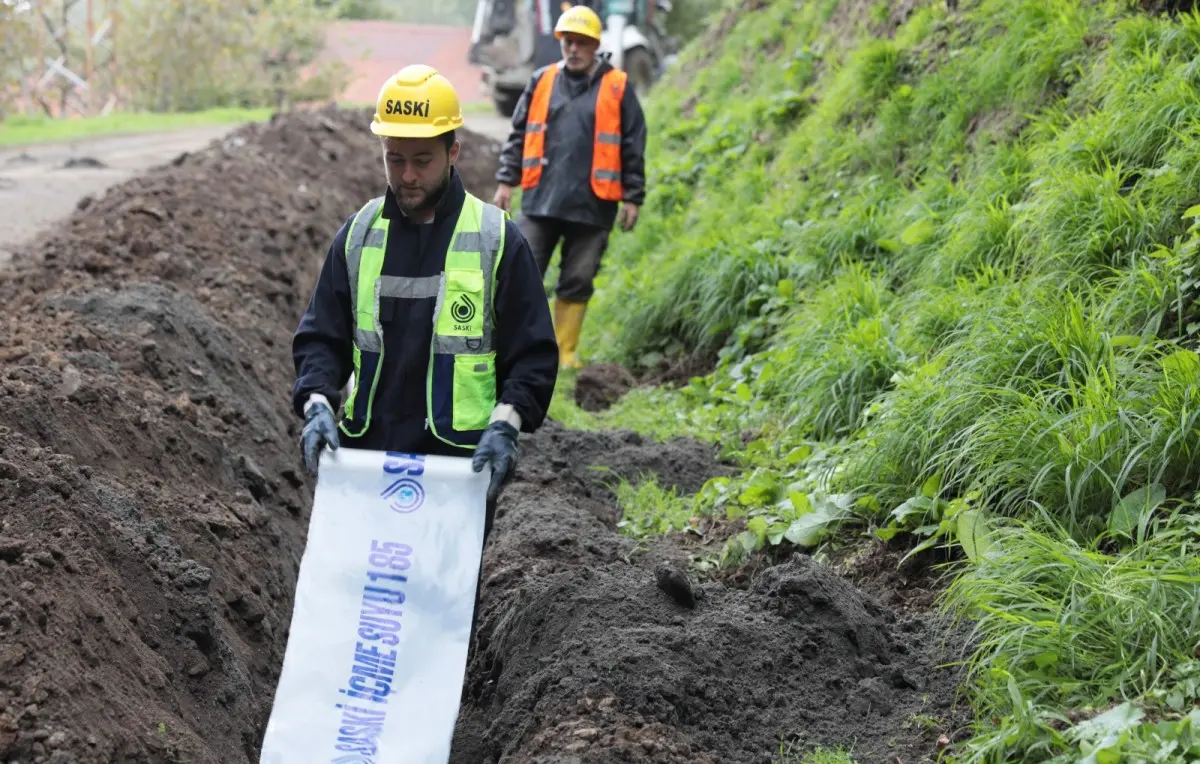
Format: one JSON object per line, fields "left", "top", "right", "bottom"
{"left": 520, "top": 65, "right": 626, "bottom": 202}
{"left": 340, "top": 192, "right": 506, "bottom": 448}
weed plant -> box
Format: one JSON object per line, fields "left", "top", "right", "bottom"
{"left": 572, "top": 0, "right": 1200, "bottom": 758}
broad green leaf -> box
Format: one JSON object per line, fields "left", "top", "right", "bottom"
{"left": 1184, "top": 204, "right": 1200, "bottom": 218}
{"left": 785, "top": 445, "right": 813, "bottom": 464}
{"left": 900, "top": 218, "right": 936, "bottom": 246}
{"left": 955, "top": 509, "right": 994, "bottom": 563}
{"left": 783, "top": 501, "right": 847, "bottom": 547}
{"left": 1095, "top": 749, "right": 1122, "bottom": 764}
{"left": 876, "top": 238, "right": 901, "bottom": 253}
{"left": 1069, "top": 701, "right": 1144, "bottom": 744}
{"left": 921, "top": 473, "right": 942, "bottom": 499}
{"left": 1109, "top": 483, "right": 1166, "bottom": 537}
{"left": 777, "top": 278, "right": 795, "bottom": 299}
{"left": 767, "top": 522, "right": 789, "bottom": 546}
{"left": 784, "top": 515, "right": 826, "bottom": 547}
{"left": 1033, "top": 651, "right": 1059, "bottom": 669}
{"left": 1162, "top": 348, "right": 1200, "bottom": 383}
{"left": 1168, "top": 691, "right": 1185, "bottom": 711}
{"left": 736, "top": 530, "right": 760, "bottom": 553}
{"left": 747, "top": 516, "right": 768, "bottom": 539}
{"left": 875, "top": 523, "right": 901, "bottom": 542}
{"left": 891, "top": 495, "right": 933, "bottom": 524}
{"left": 735, "top": 382, "right": 752, "bottom": 402}
{"left": 913, "top": 522, "right": 941, "bottom": 537}
{"left": 856, "top": 495, "right": 881, "bottom": 515}
{"left": 638, "top": 350, "right": 664, "bottom": 368}
{"left": 738, "top": 478, "right": 778, "bottom": 506}
{"left": 790, "top": 491, "right": 812, "bottom": 514}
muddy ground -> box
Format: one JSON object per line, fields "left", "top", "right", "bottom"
{"left": 0, "top": 107, "right": 964, "bottom": 764}
{"left": 452, "top": 424, "right": 965, "bottom": 763}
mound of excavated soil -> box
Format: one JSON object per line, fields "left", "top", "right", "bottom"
{"left": 574, "top": 363, "right": 636, "bottom": 412}
{"left": 455, "top": 125, "right": 503, "bottom": 201}
{"left": 452, "top": 423, "right": 963, "bottom": 763}
{"left": 0, "top": 107, "right": 502, "bottom": 762}
{"left": 573, "top": 355, "right": 721, "bottom": 413}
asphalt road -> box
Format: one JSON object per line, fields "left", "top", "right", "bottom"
{"left": 465, "top": 112, "right": 512, "bottom": 143}
{"left": 0, "top": 126, "right": 237, "bottom": 265}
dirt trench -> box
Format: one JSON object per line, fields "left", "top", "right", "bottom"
{"left": 0, "top": 107, "right": 964, "bottom": 764}
{"left": 0, "top": 108, "right": 501, "bottom": 762}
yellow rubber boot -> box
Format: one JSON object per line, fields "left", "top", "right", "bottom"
{"left": 553, "top": 298, "right": 587, "bottom": 369}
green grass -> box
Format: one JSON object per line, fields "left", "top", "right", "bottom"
{"left": 560, "top": 0, "right": 1200, "bottom": 759}
{"left": 773, "top": 743, "right": 856, "bottom": 764}
{"left": 460, "top": 100, "right": 499, "bottom": 116}
{"left": 941, "top": 517, "right": 1200, "bottom": 761}
{"left": 0, "top": 107, "right": 274, "bottom": 148}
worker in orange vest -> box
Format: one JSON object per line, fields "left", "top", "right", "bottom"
{"left": 493, "top": 3, "right": 648, "bottom": 370}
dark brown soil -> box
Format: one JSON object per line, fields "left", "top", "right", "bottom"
{"left": 0, "top": 105, "right": 964, "bottom": 764}
{"left": 454, "top": 125, "right": 504, "bottom": 201}
{"left": 0, "top": 106, "right": 501, "bottom": 763}
{"left": 452, "top": 423, "right": 965, "bottom": 764}
{"left": 573, "top": 352, "right": 717, "bottom": 412}
{"left": 574, "top": 363, "right": 636, "bottom": 412}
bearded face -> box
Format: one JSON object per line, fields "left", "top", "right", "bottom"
{"left": 381, "top": 135, "right": 459, "bottom": 216}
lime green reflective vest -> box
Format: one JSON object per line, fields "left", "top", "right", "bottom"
{"left": 339, "top": 191, "right": 506, "bottom": 449}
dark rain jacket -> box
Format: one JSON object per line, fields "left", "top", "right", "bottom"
{"left": 291, "top": 168, "right": 558, "bottom": 457}
{"left": 496, "top": 59, "right": 647, "bottom": 230}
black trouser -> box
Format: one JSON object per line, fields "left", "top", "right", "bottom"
{"left": 517, "top": 213, "right": 610, "bottom": 301}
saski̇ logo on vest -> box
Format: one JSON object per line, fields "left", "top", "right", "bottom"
{"left": 451, "top": 294, "right": 477, "bottom": 330}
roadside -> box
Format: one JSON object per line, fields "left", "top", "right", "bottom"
{"left": 463, "top": 111, "right": 513, "bottom": 143}
{"left": 0, "top": 125, "right": 242, "bottom": 265}
{"left": 0, "top": 109, "right": 510, "bottom": 268}
{"left": 0, "top": 109, "right": 272, "bottom": 149}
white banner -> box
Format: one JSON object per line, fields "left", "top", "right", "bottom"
{"left": 259, "top": 447, "right": 489, "bottom": 764}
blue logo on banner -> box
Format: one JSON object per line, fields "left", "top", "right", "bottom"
{"left": 381, "top": 452, "right": 426, "bottom": 514}
{"left": 381, "top": 478, "right": 424, "bottom": 513}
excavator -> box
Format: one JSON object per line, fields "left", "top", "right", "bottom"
{"left": 468, "top": 0, "right": 675, "bottom": 117}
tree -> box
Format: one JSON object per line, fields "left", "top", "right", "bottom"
{"left": 112, "top": 0, "right": 348, "bottom": 112}
{"left": 0, "top": 0, "right": 37, "bottom": 119}
{"left": 314, "top": 0, "right": 395, "bottom": 19}
{"left": 256, "top": 0, "right": 350, "bottom": 109}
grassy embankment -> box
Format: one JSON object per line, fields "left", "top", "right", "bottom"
{"left": 0, "top": 108, "right": 274, "bottom": 148}
{"left": 551, "top": 0, "right": 1200, "bottom": 760}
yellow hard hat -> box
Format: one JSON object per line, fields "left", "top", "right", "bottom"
{"left": 370, "top": 65, "right": 463, "bottom": 139}
{"left": 555, "top": 5, "right": 603, "bottom": 42}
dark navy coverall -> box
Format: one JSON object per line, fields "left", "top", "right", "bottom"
{"left": 291, "top": 167, "right": 559, "bottom": 461}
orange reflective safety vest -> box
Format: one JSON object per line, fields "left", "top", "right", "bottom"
{"left": 520, "top": 65, "right": 627, "bottom": 202}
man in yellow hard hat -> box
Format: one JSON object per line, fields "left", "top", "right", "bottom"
{"left": 493, "top": 3, "right": 648, "bottom": 369}
{"left": 292, "top": 64, "right": 558, "bottom": 528}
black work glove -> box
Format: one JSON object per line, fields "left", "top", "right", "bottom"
{"left": 471, "top": 421, "right": 519, "bottom": 502}
{"left": 301, "top": 398, "right": 340, "bottom": 475}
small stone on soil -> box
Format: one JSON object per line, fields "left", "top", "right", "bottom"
{"left": 654, "top": 563, "right": 697, "bottom": 609}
